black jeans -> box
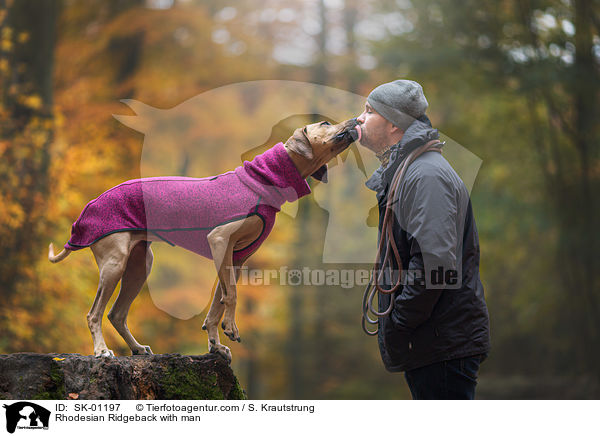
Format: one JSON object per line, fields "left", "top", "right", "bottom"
{"left": 404, "top": 354, "right": 486, "bottom": 400}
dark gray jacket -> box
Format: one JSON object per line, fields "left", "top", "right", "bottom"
{"left": 365, "top": 116, "right": 490, "bottom": 372}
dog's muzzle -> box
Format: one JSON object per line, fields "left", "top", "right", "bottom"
{"left": 334, "top": 118, "right": 361, "bottom": 144}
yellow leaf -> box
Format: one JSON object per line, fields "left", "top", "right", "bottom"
{"left": 53, "top": 357, "right": 65, "bottom": 361}
{"left": 21, "top": 94, "right": 43, "bottom": 110}
{"left": 1, "top": 38, "right": 12, "bottom": 51}
{"left": 1, "top": 26, "right": 11, "bottom": 39}
{"left": 18, "top": 32, "right": 29, "bottom": 44}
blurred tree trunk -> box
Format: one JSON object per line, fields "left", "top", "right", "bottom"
{"left": 569, "top": 0, "right": 599, "bottom": 337}
{"left": 288, "top": 200, "right": 308, "bottom": 399}
{"left": 343, "top": 0, "right": 361, "bottom": 92}
{"left": 286, "top": 0, "right": 332, "bottom": 399}
{"left": 0, "top": 0, "right": 58, "bottom": 341}
{"left": 243, "top": 296, "right": 258, "bottom": 399}
{"left": 308, "top": 204, "right": 331, "bottom": 397}
{"left": 314, "top": 0, "right": 328, "bottom": 85}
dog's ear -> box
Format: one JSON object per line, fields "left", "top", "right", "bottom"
{"left": 285, "top": 127, "right": 313, "bottom": 159}
{"left": 311, "top": 164, "right": 328, "bottom": 183}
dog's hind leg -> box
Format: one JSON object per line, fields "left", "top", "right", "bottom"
{"left": 108, "top": 240, "right": 154, "bottom": 356}
{"left": 202, "top": 279, "right": 231, "bottom": 362}
{"left": 88, "top": 233, "right": 132, "bottom": 357}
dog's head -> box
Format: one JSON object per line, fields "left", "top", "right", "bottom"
{"left": 284, "top": 117, "right": 360, "bottom": 183}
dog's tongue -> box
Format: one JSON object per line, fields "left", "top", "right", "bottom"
{"left": 354, "top": 125, "right": 362, "bottom": 142}
{"left": 348, "top": 125, "right": 362, "bottom": 142}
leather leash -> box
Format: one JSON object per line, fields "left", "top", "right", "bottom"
{"left": 362, "top": 139, "right": 443, "bottom": 336}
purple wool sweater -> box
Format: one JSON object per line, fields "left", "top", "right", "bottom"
{"left": 66, "top": 143, "right": 311, "bottom": 261}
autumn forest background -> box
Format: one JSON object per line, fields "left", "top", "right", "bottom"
{"left": 1, "top": 0, "right": 599, "bottom": 399}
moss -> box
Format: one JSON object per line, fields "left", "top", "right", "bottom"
{"left": 228, "top": 376, "right": 247, "bottom": 400}
{"left": 161, "top": 366, "right": 224, "bottom": 400}
{"left": 33, "top": 360, "right": 65, "bottom": 400}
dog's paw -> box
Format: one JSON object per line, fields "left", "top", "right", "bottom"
{"left": 221, "top": 320, "right": 241, "bottom": 343}
{"left": 209, "top": 340, "right": 232, "bottom": 364}
{"left": 95, "top": 349, "right": 115, "bottom": 358}
{"left": 132, "top": 345, "right": 153, "bottom": 356}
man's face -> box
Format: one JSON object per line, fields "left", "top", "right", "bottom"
{"left": 356, "top": 103, "right": 393, "bottom": 153}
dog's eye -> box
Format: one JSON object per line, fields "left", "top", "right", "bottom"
{"left": 320, "top": 121, "right": 331, "bottom": 126}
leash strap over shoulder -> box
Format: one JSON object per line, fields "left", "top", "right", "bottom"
{"left": 362, "top": 139, "right": 443, "bottom": 336}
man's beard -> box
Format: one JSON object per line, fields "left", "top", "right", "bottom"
{"left": 359, "top": 129, "right": 381, "bottom": 153}
{"left": 358, "top": 127, "right": 373, "bottom": 150}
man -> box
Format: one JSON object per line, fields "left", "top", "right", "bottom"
{"left": 357, "top": 80, "right": 491, "bottom": 400}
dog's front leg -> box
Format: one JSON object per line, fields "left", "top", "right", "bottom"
{"left": 207, "top": 223, "right": 242, "bottom": 360}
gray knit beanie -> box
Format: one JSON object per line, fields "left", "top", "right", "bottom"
{"left": 367, "top": 80, "right": 428, "bottom": 130}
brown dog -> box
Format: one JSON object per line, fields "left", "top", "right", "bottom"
{"left": 48, "top": 118, "right": 360, "bottom": 362}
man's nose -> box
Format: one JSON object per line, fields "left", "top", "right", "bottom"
{"left": 357, "top": 112, "right": 365, "bottom": 124}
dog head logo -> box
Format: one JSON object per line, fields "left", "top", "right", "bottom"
{"left": 110, "top": 81, "right": 374, "bottom": 318}
{"left": 3, "top": 402, "right": 50, "bottom": 433}
{"left": 112, "top": 80, "right": 481, "bottom": 263}
{"left": 110, "top": 80, "right": 482, "bottom": 318}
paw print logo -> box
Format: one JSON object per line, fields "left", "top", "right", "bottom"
{"left": 287, "top": 270, "right": 302, "bottom": 286}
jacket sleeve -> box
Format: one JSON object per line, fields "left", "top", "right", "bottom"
{"left": 390, "top": 163, "right": 458, "bottom": 333}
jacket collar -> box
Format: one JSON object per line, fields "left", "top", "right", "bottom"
{"left": 365, "top": 115, "right": 440, "bottom": 199}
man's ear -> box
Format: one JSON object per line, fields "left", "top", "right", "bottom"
{"left": 389, "top": 123, "right": 405, "bottom": 137}
{"left": 285, "top": 127, "right": 313, "bottom": 159}
{"left": 389, "top": 124, "right": 402, "bottom": 134}
{"left": 311, "top": 164, "right": 328, "bottom": 183}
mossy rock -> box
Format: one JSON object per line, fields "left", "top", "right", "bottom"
{"left": 159, "top": 354, "right": 246, "bottom": 400}
{"left": 0, "top": 353, "right": 246, "bottom": 400}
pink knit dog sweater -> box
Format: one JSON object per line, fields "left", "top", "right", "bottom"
{"left": 65, "top": 143, "right": 310, "bottom": 261}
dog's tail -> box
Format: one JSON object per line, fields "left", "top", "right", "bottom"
{"left": 48, "top": 243, "right": 71, "bottom": 263}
